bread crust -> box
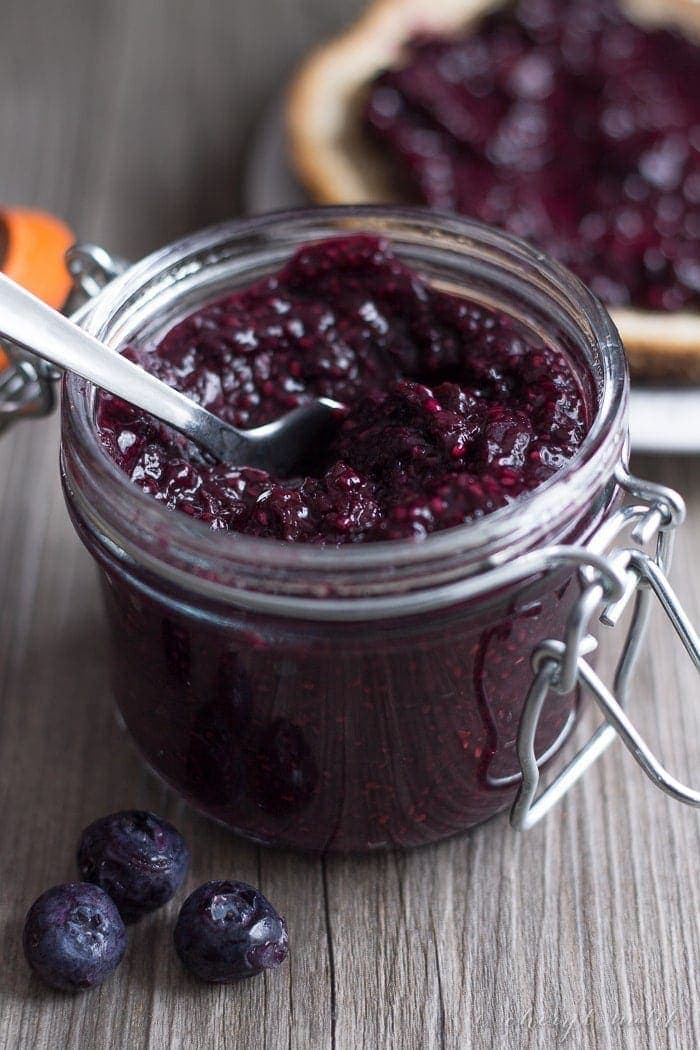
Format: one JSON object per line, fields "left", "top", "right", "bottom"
{"left": 287, "top": 0, "right": 700, "bottom": 379}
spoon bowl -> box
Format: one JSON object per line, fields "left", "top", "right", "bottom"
{"left": 0, "top": 271, "right": 343, "bottom": 474}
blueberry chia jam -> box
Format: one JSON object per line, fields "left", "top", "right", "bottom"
{"left": 60, "top": 209, "right": 629, "bottom": 851}
{"left": 365, "top": 0, "right": 700, "bottom": 311}
{"left": 96, "top": 235, "right": 592, "bottom": 542}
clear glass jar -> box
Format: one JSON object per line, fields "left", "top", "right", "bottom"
{"left": 60, "top": 207, "right": 630, "bottom": 851}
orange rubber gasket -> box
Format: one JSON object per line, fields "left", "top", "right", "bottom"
{"left": 0, "top": 206, "right": 75, "bottom": 371}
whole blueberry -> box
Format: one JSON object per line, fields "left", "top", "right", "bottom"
{"left": 174, "top": 880, "right": 289, "bottom": 983}
{"left": 23, "top": 882, "right": 126, "bottom": 992}
{"left": 77, "top": 810, "right": 189, "bottom": 923}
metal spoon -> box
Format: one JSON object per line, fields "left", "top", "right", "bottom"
{"left": 0, "top": 271, "right": 343, "bottom": 474}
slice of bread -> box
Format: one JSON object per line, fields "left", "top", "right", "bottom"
{"left": 287, "top": 0, "right": 700, "bottom": 380}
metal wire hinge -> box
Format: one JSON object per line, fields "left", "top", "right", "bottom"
{"left": 511, "top": 466, "right": 700, "bottom": 830}
{"left": 0, "top": 243, "right": 127, "bottom": 435}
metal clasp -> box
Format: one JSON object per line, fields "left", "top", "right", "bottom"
{"left": 65, "top": 243, "right": 128, "bottom": 304}
{"left": 0, "top": 350, "right": 56, "bottom": 432}
{"left": 511, "top": 466, "right": 699, "bottom": 830}
{"left": 0, "top": 243, "right": 127, "bottom": 434}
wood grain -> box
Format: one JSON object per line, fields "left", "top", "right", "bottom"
{"left": 0, "top": 2, "right": 698, "bottom": 1047}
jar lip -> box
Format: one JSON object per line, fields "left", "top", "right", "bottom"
{"left": 63, "top": 205, "right": 628, "bottom": 582}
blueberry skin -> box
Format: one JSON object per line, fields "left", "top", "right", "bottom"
{"left": 23, "top": 882, "right": 126, "bottom": 992}
{"left": 77, "top": 810, "right": 189, "bottom": 924}
{"left": 174, "top": 880, "right": 289, "bottom": 983}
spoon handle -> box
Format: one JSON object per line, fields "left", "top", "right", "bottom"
{"left": 0, "top": 271, "right": 205, "bottom": 435}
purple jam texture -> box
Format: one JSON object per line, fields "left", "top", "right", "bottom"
{"left": 100, "top": 567, "right": 587, "bottom": 851}
{"left": 364, "top": 0, "right": 700, "bottom": 311}
{"left": 96, "top": 235, "right": 591, "bottom": 543}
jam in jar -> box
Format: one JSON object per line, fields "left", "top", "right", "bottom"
{"left": 95, "top": 234, "right": 593, "bottom": 542}
{"left": 61, "top": 208, "right": 628, "bottom": 851}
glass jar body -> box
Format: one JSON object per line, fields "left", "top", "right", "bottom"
{"left": 59, "top": 207, "right": 627, "bottom": 851}
{"left": 72, "top": 522, "right": 602, "bottom": 850}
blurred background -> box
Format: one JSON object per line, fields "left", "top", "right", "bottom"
{"left": 0, "top": 0, "right": 363, "bottom": 257}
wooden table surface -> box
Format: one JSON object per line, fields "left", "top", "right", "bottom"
{"left": 1, "top": 2, "right": 699, "bottom": 1047}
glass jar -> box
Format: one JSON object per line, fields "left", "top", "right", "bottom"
{"left": 57, "top": 207, "right": 697, "bottom": 851}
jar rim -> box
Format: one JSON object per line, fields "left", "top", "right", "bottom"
{"left": 61, "top": 206, "right": 628, "bottom": 607}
